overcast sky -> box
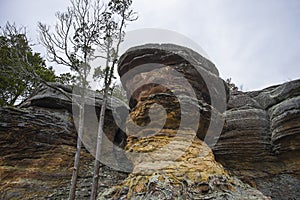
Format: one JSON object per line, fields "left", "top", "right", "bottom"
{"left": 1, "top": 0, "right": 300, "bottom": 91}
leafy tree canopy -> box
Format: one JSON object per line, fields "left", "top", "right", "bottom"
{"left": 0, "top": 22, "right": 56, "bottom": 106}
{"left": 55, "top": 72, "right": 78, "bottom": 86}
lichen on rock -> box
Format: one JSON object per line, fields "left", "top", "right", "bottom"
{"left": 98, "top": 44, "right": 269, "bottom": 199}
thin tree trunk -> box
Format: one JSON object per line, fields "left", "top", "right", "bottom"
{"left": 69, "top": 64, "right": 87, "bottom": 200}
{"left": 90, "top": 39, "right": 111, "bottom": 199}
{"left": 90, "top": 86, "right": 109, "bottom": 200}
{"left": 69, "top": 101, "right": 85, "bottom": 200}
{"left": 90, "top": 8, "right": 128, "bottom": 199}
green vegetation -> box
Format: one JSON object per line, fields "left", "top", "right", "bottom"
{"left": 0, "top": 23, "right": 56, "bottom": 106}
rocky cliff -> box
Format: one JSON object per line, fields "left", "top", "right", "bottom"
{"left": 0, "top": 44, "right": 299, "bottom": 199}
{"left": 214, "top": 79, "right": 300, "bottom": 199}
{"left": 0, "top": 84, "right": 130, "bottom": 199}
{"left": 98, "top": 44, "right": 267, "bottom": 199}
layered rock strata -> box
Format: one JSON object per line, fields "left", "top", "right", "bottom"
{"left": 0, "top": 45, "right": 299, "bottom": 199}
{"left": 98, "top": 44, "right": 268, "bottom": 199}
{"left": 213, "top": 79, "right": 300, "bottom": 199}
{"left": 0, "top": 84, "right": 130, "bottom": 199}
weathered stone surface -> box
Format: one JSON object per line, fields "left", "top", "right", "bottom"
{"left": 0, "top": 106, "right": 129, "bottom": 199}
{"left": 99, "top": 141, "right": 268, "bottom": 199}
{"left": 99, "top": 44, "right": 268, "bottom": 199}
{"left": 118, "top": 43, "right": 229, "bottom": 112}
{"left": 20, "top": 82, "right": 132, "bottom": 172}
{"left": 20, "top": 82, "right": 126, "bottom": 111}
{"left": 1, "top": 44, "right": 299, "bottom": 199}
{"left": 118, "top": 44, "right": 228, "bottom": 144}
{"left": 0, "top": 83, "right": 131, "bottom": 199}
{"left": 214, "top": 79, "right": 300, "bottom": 199}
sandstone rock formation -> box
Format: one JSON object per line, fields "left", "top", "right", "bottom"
{"left": 0, "top": 44, "right": 299, "bottom": 200}
{"left": 20, "top": 83, "right": 132, "bottom": 172}
{"left": 0, "top": 84, "right": 129, "bottom": 199}
{"left": 98, "top": 44, "right": 268, "bottom": 199}
{"left": 214, "top": 79, "right": 300, "bottom": 199}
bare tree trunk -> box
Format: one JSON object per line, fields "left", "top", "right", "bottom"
{"left": 69, "top": 65, "right": 88, "bottom": 200}
{"left": 69, "top": 101, "right": 85, "bottom": 200}
{"left": 90, "top": 5, "right": 133, "bottom": 199}
{"left": 90, "top": 38, "right": 111, "bottom": 199}
{"left": 90, "top": 86, "right": 109, "bottom": 200}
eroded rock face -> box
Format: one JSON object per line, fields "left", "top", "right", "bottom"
{"left": 20, "top": 82, "right": 132, "bottom": 172}
{"left": 118, "top": 43, "right": 229, "bottom": 112}
{"left": 98, "top": 44, "right": 268, "bottom": 199}
{"left": 0, "top": 46, "right": 299, "bottom": 199}
{"left": 214, "top": 79, "right": 300, "bottom": 199}
{"left": 0, "top": 106, "right": 129, "bottom": 199}
{"left": 117, "top": 44, "right": 228, "bottom": 144}
{"left": 0, "top": 84, "right": 130, "bottom": 199}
